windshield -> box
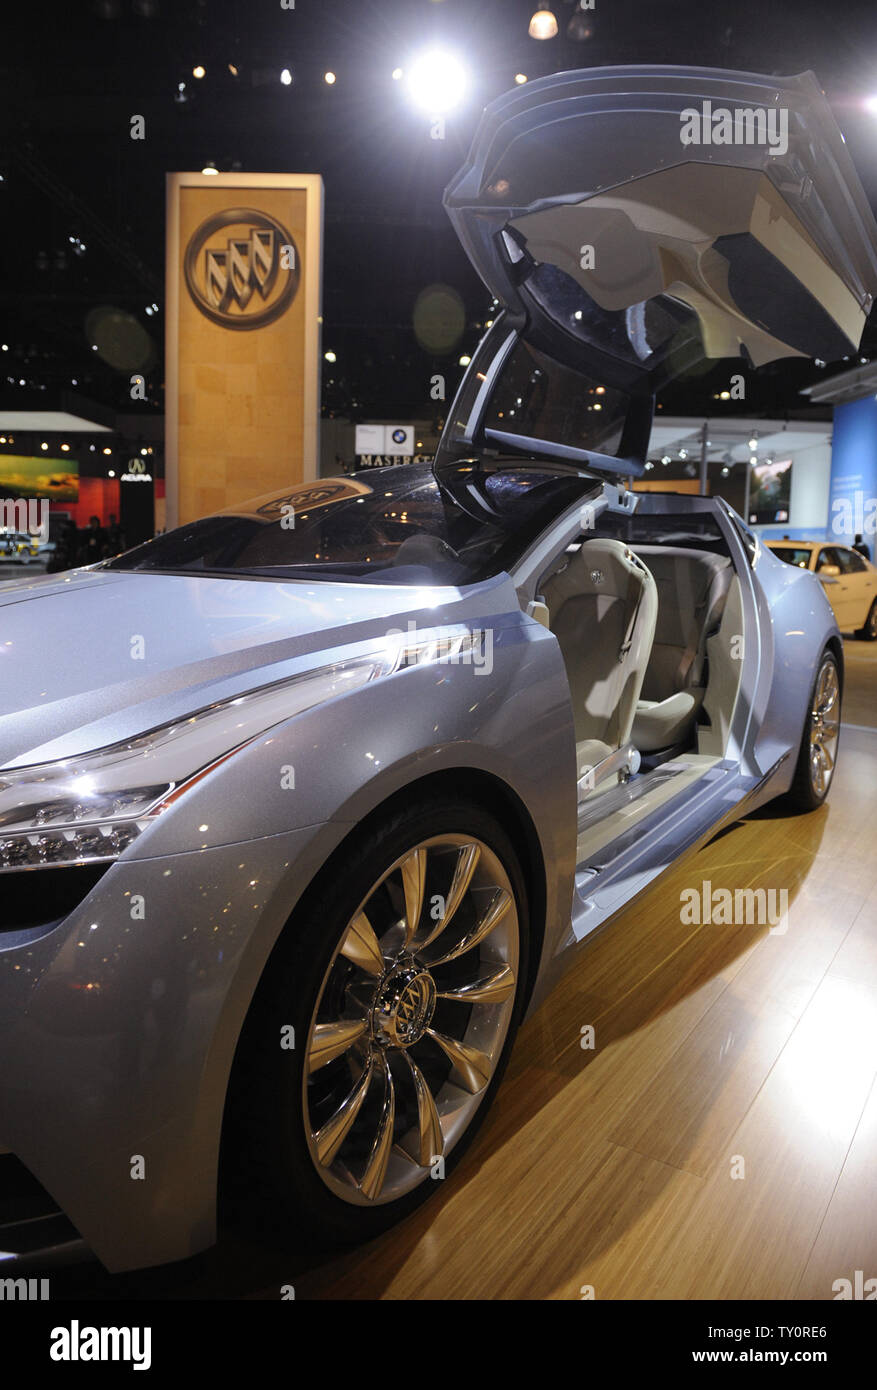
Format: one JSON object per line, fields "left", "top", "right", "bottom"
{"left": 106, "top": 464, "right": 599, "bottom": 584}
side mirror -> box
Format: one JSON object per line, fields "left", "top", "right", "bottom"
{"left": 818, "top": 563, "right": 841, "bottom": 577}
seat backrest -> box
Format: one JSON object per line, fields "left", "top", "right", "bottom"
{"left": 631, "top": 545, "right": 732, "bottom": 702}
{"left": 542, "top": 538, "right": 657, "bottom": 749}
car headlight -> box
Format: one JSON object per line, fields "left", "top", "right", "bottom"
{"left": 0, "top": 627, "right": 483, "bottom": 873}
{"left": 0, "top": 653, "right": 391, "bottom": 873}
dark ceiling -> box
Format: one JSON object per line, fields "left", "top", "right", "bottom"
{"left": 5, "top": 0, "right": 877, "bottom": 429}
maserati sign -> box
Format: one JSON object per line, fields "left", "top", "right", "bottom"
{"left": 183, "top": 207, "right": 300, "bottom": 330}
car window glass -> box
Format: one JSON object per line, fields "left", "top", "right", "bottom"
{"left": 483, "top": 338, "right": 629, "bottom": 457}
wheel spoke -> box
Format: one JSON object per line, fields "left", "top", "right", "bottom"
{"left": 400, "top": 847, "right": 427, "bottom": 947}
{"left": 425, "top": 1027, "right": 492, "bottom": 1094}
{"left": 314, "top": 1054, "right": 375, "bottom": 1165}
{"left": 307, "top": 1018, "right": 369, "bottom": 1074}
{"left": 340, "top": 910, "right": 385, "bottom": 977}
{"left": 426, "top": 887, "right": 512, "bottom": 966}
{"left": 415, "top": 843, "right": 480, "bottom": 951}
{"left": 401, "top": 1052, "right": 444, "bottom": 1165}
{"left": 437, "top": 961, "right": 516, "bottom": 1005}
{"left": 359, "top": 1056, "right": 395, "bottom": 1199}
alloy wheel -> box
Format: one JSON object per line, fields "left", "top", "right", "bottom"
{"left": 303, "top": 834, "right": 519, "bottom": 1206}
{"left": 809, "top": 657, "right": 840, "bottom": 797}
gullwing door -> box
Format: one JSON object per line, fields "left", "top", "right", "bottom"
{"left": 444, "top": 66, "right": 877, "bottom": 386}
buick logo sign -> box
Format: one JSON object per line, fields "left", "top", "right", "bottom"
{"left": 184, "top": 207, "right": 300, "bottom": 330}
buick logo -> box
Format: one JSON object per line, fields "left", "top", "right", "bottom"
{"left": 184, "top": 207, "right": 300, "bottom": 330}
{"left": 374, "top": 966, "right": 437, "bottom": 1047}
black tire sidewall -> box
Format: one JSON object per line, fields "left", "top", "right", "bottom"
{"left": 786, "top": 649, "right": 840, "bottom": 812}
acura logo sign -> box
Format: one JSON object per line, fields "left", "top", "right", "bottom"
{"left": 184, "top": 207, "right": 300, "bottom": 330}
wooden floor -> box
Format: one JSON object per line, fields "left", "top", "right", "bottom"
{"left": 288, "top": 638, "right": 877, "bottom": 1301}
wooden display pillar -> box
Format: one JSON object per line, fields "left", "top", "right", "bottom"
{"left": 165, "top": 172, "right": 324, "bottom": 527}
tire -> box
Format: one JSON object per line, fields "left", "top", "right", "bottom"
{"left": 222, "top": 793, "right": 530, "bottom": 1248}
{"left": 785, "top": 649, "right": 841, "bottom": 812}
{"left": 857, "top": 599, "right": 877, "bottom": 641}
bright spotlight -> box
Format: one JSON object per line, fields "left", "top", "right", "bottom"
{"left": 324, "top": 350, "right": 337, "bottom": 363}
{"left": 392, "top": 67, "right": 403, "bottom": 81}
{"left": 458, "top": 354, "right": 471, "bottom": 366}
{"left": 528, "top": 8, "right": 558, "bottom": 40}
{"left": 193, "top": 65, "right": 206, "bottom": 79}
{"left": 515, "top": 73, "right": 528, "bottom": 85}
{"left": 865, "top": 95, "right": 877, "bottom": 116}
{"left": 407, "top": 51, "right": 467, "bottom": 114}
{"left": 324, "top": 71, "right": 336, "bottom": 85}
{"left": 280, "top": 68, "right": 293, "bottom": 86}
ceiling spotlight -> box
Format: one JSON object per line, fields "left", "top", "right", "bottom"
{"left": 458, "top": 354, "right": 471, "bottom": 366}
{"left": 748, "top": 435, "right": 758, "bottom": 449}
{"left": 228, "top": 63, "right": 239, "bottom": 77}
{"left": 40, "top": 441, "right": 48, "bottom": 451}
{"left": 280, "top": 68, "right": 293, "bottom": 86}
{"left": 661, "top": 454, "right": 671, "bottom": 465}
{"left": 528, "top": 8, "right": 558, "bottom": 40}
{"left": 108, "top": 469, "right": 115, "bottom": 477}
{"left": 201, "top": 162, "right": 219, "bottom": 176}
{"left": 515, "top": 73, "right": 528, "bottom": 85}
{"left": 60, "top": 442, "right": 70, "bottom": 452}
{"left": 407, "top": 50, "right": 467, "bottom": 113}
{"left": 750, "top": 454, "right": 758, "bottom": 465}
{"left": 392, "top": 67, "right": 403, "bottom": 81}
{"left": 324, "top": 71, "right": 336, "bottom": 85}
{"left": 175, "top": 82, "right": 188, "bottom": 104}
{"left": 721, "top": 466, "right": 730, "bottom": 477}
{"left": 324, "top": 350, "right": 337, "bottom": 363}
{"left": 103, "top": 447, "right": 112, "bottom": 456}
{"left": 678, "top": 448, "right": 687, "bottom": 459}
{"left": 193, "top": 65, "right": 206, "bottom": 79}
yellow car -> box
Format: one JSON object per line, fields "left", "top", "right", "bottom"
{"left": 766, "top": 539, "right": 877, "bottom": 639}
{"left": 0, "top": 531, "right": 40, "bottom": 564}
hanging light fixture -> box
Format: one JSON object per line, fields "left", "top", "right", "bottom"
{"left": 528, "top": 8, "right": 558, "bottom": 40}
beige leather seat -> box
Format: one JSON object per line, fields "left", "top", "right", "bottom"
{"left": 630, "top": 545, "right": 733, "bottom": 752}
{"left": 542, "top": 538, "right": 658, "bottom": 780}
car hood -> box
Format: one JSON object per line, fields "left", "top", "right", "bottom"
{"left": 445, "top": 65, "right": 877, "bottom": 385}
{"left": 0, "top": 567, "right": 508, "bottom": 766}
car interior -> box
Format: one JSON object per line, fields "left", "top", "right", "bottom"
{"left": 533, "top": 510, "right": 747, "bottom": 858}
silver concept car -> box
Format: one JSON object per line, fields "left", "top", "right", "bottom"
{"left": 2, "top": 65, "right": 877, "bottom": 1272}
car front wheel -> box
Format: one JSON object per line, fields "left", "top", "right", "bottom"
{"left": 223, "top": 795, "right": 529, "bottom": 1246}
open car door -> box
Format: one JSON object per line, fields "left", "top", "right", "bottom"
{"left": 441, "top": 65, "right": 877, "bottom": 478}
